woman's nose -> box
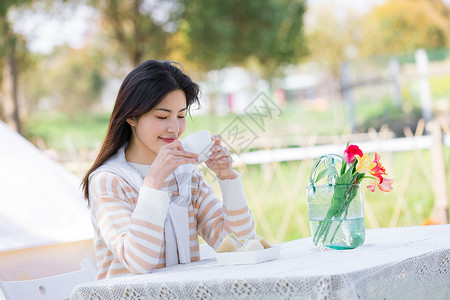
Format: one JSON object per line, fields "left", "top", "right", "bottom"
{"left": 167, "top": 118, "right": 179, "bottom": 133}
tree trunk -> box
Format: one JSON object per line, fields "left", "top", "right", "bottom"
{"left": 131, "top": 0, "right": 143, "bottom": 67}
{"left": 1, "top": 47, "right": 21, "bottom": 133}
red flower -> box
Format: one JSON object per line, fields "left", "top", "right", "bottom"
{"left": 343, "top": 145, "right": 363, "bottom": 164}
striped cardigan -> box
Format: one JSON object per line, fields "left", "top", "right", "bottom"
{"left": 88, "top": 159, "right": 255, "bottom": 280}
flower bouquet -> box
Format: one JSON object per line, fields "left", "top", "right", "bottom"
{"left": 307, "top": 144, "right": 395, "bottom": 249}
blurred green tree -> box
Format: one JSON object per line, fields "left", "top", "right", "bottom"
{"left": 14, "top": 0, "right": 308, "bottom": 120}
{"left": 0, "top": 0, "right": 32, "bottom": 133}
{"left": 360, "top": 0, "right": 450, "bottom": 57}
{"left": 305, "top": 0, "right": 450, "bottom": 74}
{"left": 88, "top": 0, "right": 178, "bottom": 68}
{"left": 21, "top": 45, "right": 105, "bottom": 116}
{"left": 180, "top": 0, "right": 308, "bottom": 78}
{"left": 305, "top": 5, "right": 363, "bottom": 76}
{"left": 88, "top": 0, "right": 307, "bottom": 79}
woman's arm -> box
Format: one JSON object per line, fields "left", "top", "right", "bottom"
{"left": 193, "top": 169, "right": 256, "bottom": 249}
{"left": 90, "top": 172, "right": 169, "bottom": 274}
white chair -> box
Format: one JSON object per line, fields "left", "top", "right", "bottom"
{"left": 0, "top": 258, "right": 96, "bottom": 300}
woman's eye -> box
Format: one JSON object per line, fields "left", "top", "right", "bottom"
{"left": 156, "top": 116, "right": 167, "bottom": 120}
{"left": 178, "top": 115, "right": 185, "bottom": 119}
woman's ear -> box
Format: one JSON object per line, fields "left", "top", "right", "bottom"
{"left": 126, "top": 117, "right": 137, "bottom": 127}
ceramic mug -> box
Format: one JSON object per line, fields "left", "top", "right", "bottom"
{"left": 180, "top": 130, "right": 213, "bottom": 164}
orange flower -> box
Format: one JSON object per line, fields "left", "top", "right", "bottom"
{"left": 367, "top": 177, "right": 395, "bottom": 192}
{"left": 369, "top": 153, "right": 387, "bottom": 180}
{"left": 422, "top": 218, "right": 441, "bottom": 226}
{"left": 367, "top": 152, "right": 394, "bottom": 192}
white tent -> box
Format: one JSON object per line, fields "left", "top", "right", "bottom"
{"left": 0, "top": 121, "right": 95, "bottom": 280}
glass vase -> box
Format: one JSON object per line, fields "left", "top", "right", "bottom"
{"left": 306, "top": 154, "right": 365, "bottom": 250}
{"left": 307, "top": 184, "right": 365, "bottom": 249}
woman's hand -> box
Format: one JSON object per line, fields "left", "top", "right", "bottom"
{"left": 144, "top": 140, "right": 198, "bottom": 189}
{"left": 205, "top": 135, "right": 237, "bottom": 180}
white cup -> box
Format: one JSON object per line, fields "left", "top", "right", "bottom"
{"left": 180, "top": 130, "right": 213, "bottom": 164}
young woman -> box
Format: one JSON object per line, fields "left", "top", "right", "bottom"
{"left": 82, "top": 60, "right": 256, "bottom": 280}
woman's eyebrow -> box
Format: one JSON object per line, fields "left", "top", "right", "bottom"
{"left": 155, "top": 107, "right": 187, "bottom": 113}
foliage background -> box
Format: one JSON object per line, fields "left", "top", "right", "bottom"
{"left": 1, "top": 0, "right": 450, "bottom": 242}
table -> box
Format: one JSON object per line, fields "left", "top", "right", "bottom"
{"left": 71, "top": 225, "right": 450, "bottom": 299}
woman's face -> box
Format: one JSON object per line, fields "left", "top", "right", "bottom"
{"left": 127, "top": 89, "right": 187, "bottom": 163}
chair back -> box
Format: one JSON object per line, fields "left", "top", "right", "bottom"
{"left": 0, "top": 258, "right": 96, "bottom": 300}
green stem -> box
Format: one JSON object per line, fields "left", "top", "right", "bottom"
{"left": 313, "top": 184, "right": 359, "bottom": 245}
{"left": 330, "top": 207, "right": 349, "bottom": 243}
{"left": 316, "top": 220, "right": 331, "bottom": 244}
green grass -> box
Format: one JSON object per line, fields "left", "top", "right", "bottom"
{"left": 356, "top": 98, "right": 422, "bottom": 135}
{"left": 198, "top": 147, "right": 449, "bottom": 243}
{"left": 429, "top": 76, "right": 450, "bottom": 100}
{"left": 23, "top": 101, "right": 350, "bottom": 152}
{"left": 24, "top": 110, "right": 110, "bottom": 152}
{"left": 22, "top": 100, "right": 449, "bottom": 243}
{"left": 188, "top": 102, "right": 349, "bottom": 145}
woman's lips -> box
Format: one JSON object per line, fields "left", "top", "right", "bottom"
{"left": 160, "top": 137, "right": 176, "bottom": 143}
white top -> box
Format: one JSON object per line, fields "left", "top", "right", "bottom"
{"left": 88, "top": 145, "right": 255, "bottom": 279}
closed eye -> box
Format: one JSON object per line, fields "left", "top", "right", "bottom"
{"left": 178, "top": 115, "right": 185, "bottom": 119}
{"left": 156, "top": 116, "right": 167, "bottom": 120}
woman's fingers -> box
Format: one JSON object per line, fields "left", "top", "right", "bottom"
{"left": 167, "top": 155, "right": 198, "bottom": 165}
{"left": 169, "top": 149, "right": 198, "bottom": 158}
{"left": 166, "top": 140, "right": 184, "bottom": 151}
{"left": 211, "top": 135, "right": 221, "bottom": 146}
{"left": 182, "top": 156, "right": 199, "bottom": 164}
{"left": 216, "top": 154, "right": 233, "bottom": 162}
{"left": 162, "top": 140, "right": 197, "bottom": 158}
{"left": 210, "top": 145, "right": 229, "bottom": 159}
{"left": 159, "top": 152, "right": 198, "bottom": 167}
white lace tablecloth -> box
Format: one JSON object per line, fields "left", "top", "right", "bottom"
{"left": 71, "top": 225, "right": 450, "bottom": 299}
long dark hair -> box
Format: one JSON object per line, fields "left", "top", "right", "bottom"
{"left": 82, "top": 60, "right": 200, "bottom": 203}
